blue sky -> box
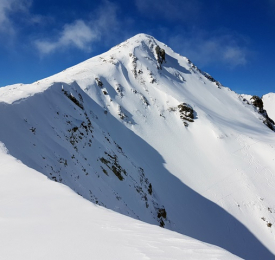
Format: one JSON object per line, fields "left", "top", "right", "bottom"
{"left": 0, "top": 0, "right": 274, "bottom": 96}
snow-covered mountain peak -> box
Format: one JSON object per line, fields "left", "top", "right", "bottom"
{"left": 1, "top": 34, "right": 275, "bottom": 259}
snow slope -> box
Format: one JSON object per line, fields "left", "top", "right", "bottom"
{"left": 263, "top": 93, "right": 275, "bottom": 121}
{"left": 0, "top": 143, "right": 239, "bottom": 260}
{"left": 0, "top": 34, "right": 275, "bottom": 259}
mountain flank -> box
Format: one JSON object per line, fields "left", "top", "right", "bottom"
{"left": 0, "top": 34, "right": 274, "bottom": 259}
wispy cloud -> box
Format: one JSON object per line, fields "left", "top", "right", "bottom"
{"left": 93, "top": 0, "right": 120, "bottom": 34}
{"left": 0, "top": 0, "right": 31, "bottom": 33}
{"left": 35, "top": 20, "right": 98, "bottom": 54}
{"left": 169, "top": 31, "right": 249, "bottom": 68}
{"left": 35, "top": 0, "right": 122, "bottom": 55}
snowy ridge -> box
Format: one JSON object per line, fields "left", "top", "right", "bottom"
{"left": 0, "top": 34, "right": 275, "bottom": 259}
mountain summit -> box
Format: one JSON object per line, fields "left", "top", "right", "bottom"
{"left": 0, "top": 34, "right": 275, "bottom": 259}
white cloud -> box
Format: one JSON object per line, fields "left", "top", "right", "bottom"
{"left": 94, "top": 0, "right": 120, "bottom": 34}
{"left": 35, "top": 20, "right": 98, "bottom": 54}
{"left": 0, "top": 0, "right": 9, "bottom": 26}
{"left": 0, "top": 0, "right": 31, "bottom": 33}
{"left": 223, "top": 46, "right": 246, "bottom": 66}
{"left": 169, "top": 32, "right": 249, "bottom": 68}
{"left": 35, "top": 0, "right": 122, "bottom": 55}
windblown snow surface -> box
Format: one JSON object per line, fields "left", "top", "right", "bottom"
{"left": 0, "top": 34, "right": 274, "bottom": 259}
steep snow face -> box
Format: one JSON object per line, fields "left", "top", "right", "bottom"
{"left": 263, "top": 93, "right": 275, "bottom": 121}
{"left": 0, "top": 34, "right": 275, "bottom": 259}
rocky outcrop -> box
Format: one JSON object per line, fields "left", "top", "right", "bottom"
{"left": 250, "top": 96, "right": 275, "bottom": 131}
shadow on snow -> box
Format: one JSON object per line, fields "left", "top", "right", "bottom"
{"left": 0, "top": 81, "right": 273, "bottom": 260}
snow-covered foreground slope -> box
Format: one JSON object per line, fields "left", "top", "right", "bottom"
{"left": 0, "top": 144, "right": 239, "bottom": 260}
{"left": 0, "top": 34, "right": 275, "bottom": 259}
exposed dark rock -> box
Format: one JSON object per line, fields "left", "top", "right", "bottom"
{"left": 95, "top": 78, "right": 103, "bottom": 87}
{"left": 99, "top": 152, "right": 126, "bottom": 181}
{"left": 148, "top": 183, "right": 152, "bottom": 195}
{"left": 157, "top": 208, "right": 167, "bottom": 219}
{"left": 178, "top": 103, "right": 194, "bottom": 122}
{"left": 62, "top": 89, "right": 84, "bottom": 110}
{"left": 250, "top": 96, "right": 274, "bottom": 131}
{"left": 250, "top": 96, "right": 263, "bottom": 113}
